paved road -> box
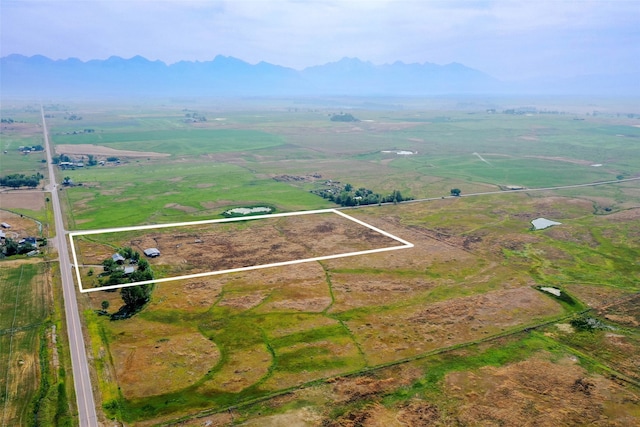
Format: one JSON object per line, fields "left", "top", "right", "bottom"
{"left": 41, "top": 107, "right": 99, "bottom": 427}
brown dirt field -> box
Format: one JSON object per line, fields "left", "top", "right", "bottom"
{"left": 78, "top": 212, "right": 405, "bottom": 284}
{"left": 107, "top": 318, "right": 220, "bottom": 399}
{"left": 0, "top": 209, "right": 42, "bottom": 239}
{"left": 599, "top": 294, "right": 640, "bottom": 326}
{"left": 150, "top": 278, "right": 224, "bottom": 311}
{"left": 348, "top": 287, "right": 563, "bottom": 365}
{"left": 0, "top": 191, "right": 45, "bottom": 211}
{"left": 0, "top": 121, "right": 41, "bottom": 137}
{"left": 603, "top": 207, "right": 640, "bottom": 222}
{"left": 444, "top": 355, "right": 640, "bottom": 426}
{"left": 55, "top": 143, "right": 169, "bottom": 158}
{"left": 197, "top": 343, "right": 272, "bottom": 394}
{"left": 565, "top": 284, "right": 635, "bottom": 309}
{"left": 240, "top": 407, "right": 322, "bottom": 427}
{"left": 164, "top": 203, "right": 198, "bottom": 213}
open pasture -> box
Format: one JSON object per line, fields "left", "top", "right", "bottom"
{"left": 36, "top": 103, "right": 640, "bottom": 424}
{"left": 62, "top": 161, "right": 332, "bottom": 229}
{"left": 0, "top": 113, "right": 47, "bottom": 177}
{"left": 53, "top": 107, "right": 640, "bottom": 234}
{"left": 78, "top": 189, "right": 640, "bottom": 423}
{"left": 72, "top": 209, "right": 411, "bottom": 291}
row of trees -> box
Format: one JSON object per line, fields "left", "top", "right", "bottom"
{"left": 330, "top": 112, "right": 359, "bottom": 122}
{"left": 0, "top": 173, "right": 43, "bottom": 188}
{"left": 312, "top": 183, "right": 413, "bottom": 207}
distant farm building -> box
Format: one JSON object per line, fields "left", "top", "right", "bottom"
{"left": 112, "top": 253, "right": 125, "bottom": 264}
{"left": 123, "top": 266, "right": 135, "bottom": 275}
{"left": 1, "top": 222, "right": 11, "bottom": 229}
{"left": 144, "top": 248, "right": 161, "bottom": 257}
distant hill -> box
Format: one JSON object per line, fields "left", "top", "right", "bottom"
{"left": 1, "top": 54, "right": 637, "bottom": 97}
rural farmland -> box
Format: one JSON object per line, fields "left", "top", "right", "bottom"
{"left": 2, "top": 100, "right": 640, "bottom": 426}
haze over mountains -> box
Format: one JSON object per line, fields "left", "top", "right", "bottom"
{"left": 2, "top": 54, "right": 638, "bottom": 97}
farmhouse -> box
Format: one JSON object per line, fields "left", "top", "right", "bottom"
{"left": 0, "top": 230, "right": 5, "bottom": 240}
{"left": 112, "top": 253, "right": 125, "bottom": 264}
{"left": 19, "top": 237, "right": 37, "bottom": 246}
{"left": 144, "top": 248, "right": 161, "bottom": 258}
{"left": 123, "top": 266, "right": 135, "bottom": 275}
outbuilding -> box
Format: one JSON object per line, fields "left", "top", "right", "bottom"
{"left": 1, "top": 222, "right": 10, "bottom": 229}
{"left": 143, "top": 248, "right": 161, "bottom": 258}
{"left": 112, "top": 253, "right": 125, "bottom": 264}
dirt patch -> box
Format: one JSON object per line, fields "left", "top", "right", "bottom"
{"left": 273, "top": 173, "right": 323, "bottom": 183}
{"left": 197, "top": 343, "right": 272, "bottom": 394}
{"left": 603, "top": 207, "right": 640, "bottom": 222}
{"left": 0, "top": 209, "right": 42, "bottom": 239}
{"left": 525, "top": 155, "right": 594, "bottom": 166}
{"left": 200, "top": 199, "right": 236, "bottom": 210}
{"left": 218, "top": 291, "right": 270, "bottom": 310}
{"left": 0, "top": 191, "right": 45, "bottom": 211}
{"left": 108, "top": 319, "right": 220, "bottom": 399}
{"left": 565, "top": 283, "right": 635, "bottom": 309}
{"left": 445, "top": 355, "right": 640, "bottom": 426}
{"left": 55, "top": 143, "right": 169, "bottom": 158}
{"left": 148, "top": 279, "right": 224, "bottom": 311}
{"left": 78, "top": 212, "right": 404, "bottom": 283}
{"left": 240, "top": 407, "right": 322, "bottom": 427}
{"left": 349, "top": 287, "right": 563, "bottom": 365}
{"left": 164, "top": 203, "right": 198, "bottom": 213}
{"left": 599, "top": 293, "right": 640, "bottom": 327}
{"left": 330, "top": 375, "right": 401, "bottom": 404}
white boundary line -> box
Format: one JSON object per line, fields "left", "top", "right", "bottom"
{"left": 70, "top": 209, "right": 413, "bottom": 293}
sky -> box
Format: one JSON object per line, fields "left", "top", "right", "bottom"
{"left": 1, "top": 0, "right": 639, "bottom": 80}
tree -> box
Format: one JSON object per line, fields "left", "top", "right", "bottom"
{"left": 102, "top": 258, "right": 116, "bottom": 273}
{"left": 450, "top": 188, "right": 461, "bottom": 197}
{"left": 119, "top": 246, "right": 134, "bottom": 259}
{"left": 101, "top": 300, "right": 110, "bottom": 310}
{"left": 3, "top": 238, "right": 19, "bottom": 256}
{"left": 120, "top": 283, "right": 153, "bottom": 308}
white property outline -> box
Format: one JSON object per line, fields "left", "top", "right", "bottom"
{"left": 69, "top": 209, "right": 414, "bottom": 293}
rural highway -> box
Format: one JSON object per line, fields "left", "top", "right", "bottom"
{"left": 41, "top": 107, "right": 99, "bottom": 427}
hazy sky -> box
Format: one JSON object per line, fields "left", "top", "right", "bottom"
{"left": 1, "top": 0, "right": 639, "bottom": 80}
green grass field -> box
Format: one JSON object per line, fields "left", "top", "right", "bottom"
{"left": 0, "top": 263, "right": 65, "bottom": 427}
{"left": 3, "top": 101, "right": 639, "bottom": 425}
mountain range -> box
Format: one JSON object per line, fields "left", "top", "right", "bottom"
{"left": 1, "top": 54, "right": 637, "bottom": 97}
